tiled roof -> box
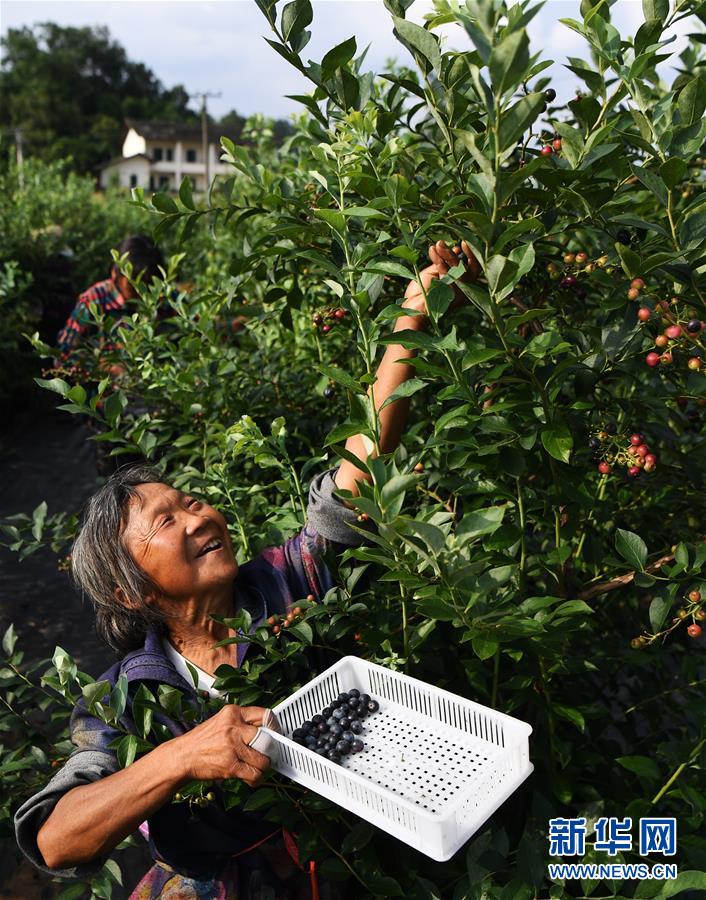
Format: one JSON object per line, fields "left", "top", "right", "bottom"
{"left": 124, "top": 119, "right": 242, "bottom": 143}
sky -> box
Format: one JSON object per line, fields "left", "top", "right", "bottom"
{"left": 0, "top": 0, "right": 696, "bottom": 122}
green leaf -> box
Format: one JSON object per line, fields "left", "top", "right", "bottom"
{"left": 67, "top": 384, "right": 86, "bottom": 406}
{"left": 321, "top": 36, "right": 357, "bottom": 79}
{"left": 392, "top": 17, "right": 441, "bottom": 73}
{"left": 287, "top": 621, "right": 313, "bottom": 644}
{"left": 341, "top": 821, "right": 375, "bottom": 854}
{"left": 472, "top": 637, "right": 499, "bottom": 660}
{"left": 380, "top": 378, "right": 427, "bottom": 411}
{"left": 677, "top": 75, "right": 706, "bottom": 126}
{"left": 313, "top": 208, "right": 345, "bottom": 234}
{"left": 456, "top": 506, "right": 506, "bottom": 541}
{"left": 152, "top": 192, "right": 179, "bottom": 215}
{"left": 553, "top": 704, "right": 585, "bottom": 732}
{"left": 2, "top": 624, "right": 17, "bottom": 657}
{"left": 642, "top": 0, "right": 669, "bottom": 22}
{"left": 103, "top": 391, "right": 127, "bottom": 425}
{"left": 342, "top": 205, "right": 386, "bottom": 219}
{"left": 616, "top": 242, "right": 642, "bottom": 279}
{"left": 540, "top": 423, "right": 573, "bottom": 463}
{"left": 31, "top": 501, "right": 47, "bottom": 541}
{"left": 615, "top": 528, "right": 648, "bottom": 571}
{"left": 630, "top": 163, "right": 668, "bottom": 206}
{"left": 178, "top": 176, "right": 195, "bottom": 210}
{"left": 82, "top": 680, "right": 111, "bottom": 714}
{"left": 117, "top": 734, "right": 140, "bottom": 769}
{"left": 489, "top": 30, "right": 529, "bottom": 96}
{"left": 617, "top": 755, "right": 661, "bottom": 780}
{"left": 35, "top": 377, "right": 70, "bottom": 398}
{"left": 498, "top": 93, "right": 545, "bottom": 150}
{"left": 660, "top": 157, "right": 687, "bottom": 188}
{"left": 281, "top": 0, "right": 313, "bottom": 41}
{"left": 318, "top": 365, "right": 366, "bottom": 395}
{"left": 367, "top": 260, "right": 414, "bottom": 279}
{"left": 654, "top": 872, "right": 706, "bottom": 899}
{"left": 649, "top": 596, "right": 670, "bottom": 632}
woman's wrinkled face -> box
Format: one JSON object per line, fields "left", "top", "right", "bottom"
{"left": 122, "top": 483, "right": 238, "bottom": 605}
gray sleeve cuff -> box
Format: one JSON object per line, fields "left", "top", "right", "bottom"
{"left": 14, "top": 750, "right": 120, "bottom": 880}
{"left": 307, "top": 467, "right": 367, "bottom": 546}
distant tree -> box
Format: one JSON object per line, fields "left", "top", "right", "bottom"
{"left": 0, "top": 23, "right": 197, "bottom": 173}
{"left": 217, "top": 109, "right": 246, "bottom": 138}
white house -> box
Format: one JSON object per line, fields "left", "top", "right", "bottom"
{"left": 98, "top": 119, "right": 240, "bottom": 192}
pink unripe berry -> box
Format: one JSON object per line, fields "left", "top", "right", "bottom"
{"left": 638, "top": 307, "right": 651, "bottom": 322}
{"left": 665, "top": 325, "right": 682, "bottom": 339}
{"left": 646, "top": 352, "right": 661, "bottom": 367}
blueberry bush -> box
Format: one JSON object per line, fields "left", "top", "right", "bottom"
{"left": 3, "top": 0, "right": 706, "bottom": 896}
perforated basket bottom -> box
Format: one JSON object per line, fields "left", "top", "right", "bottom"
{"left": 334, "top": 703, "right": 503, "bottom": 815}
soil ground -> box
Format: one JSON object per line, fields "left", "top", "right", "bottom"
{"left": 0, "top": 388, "right": 151, "bottom": 898}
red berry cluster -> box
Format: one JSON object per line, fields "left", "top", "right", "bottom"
{"left": 633, "top": 290, "right": 705, "bottom": 371}
{"left": 539, "top": 134, "right": 562, "bottom": 157}
{"left": 546, "top": 250, "right": 608, "bottom": 301}
{"left": 312, "top": 307, "right": 346, "bottom": 334}
{"left": 268, "top": 596, "right": 313, "bottom": 635}
{"left": 590, "top": 428, "right": 657, "bottom": 478}
{"left": 631, "top": 589, "right": 705, "bottom": 648}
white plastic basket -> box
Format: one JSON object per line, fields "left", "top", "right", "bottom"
{"left": 263, "top": 655, "right": 533, "bottom": 861}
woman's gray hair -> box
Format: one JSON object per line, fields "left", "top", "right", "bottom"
{"left": 71, "top": 464, "right": 168, "bottom": 657}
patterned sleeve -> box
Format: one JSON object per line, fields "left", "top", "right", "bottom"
{"left": 56, "top": 292, "right": 94, "bottom": 358}
{"left": 13, "top": 698, "right": 123, "bottom": 879}
{"left": 256, "top": 468, "right": 369, "bottom": 615}
{"left": 13, "top": 684, "right": 137, "bottom": 878}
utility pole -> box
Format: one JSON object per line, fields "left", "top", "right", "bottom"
{"left": 13, "top": 128, "right": 24, "bottom": 187}
{"left": 190, "top": 91, "right": 221, "bottom": 191}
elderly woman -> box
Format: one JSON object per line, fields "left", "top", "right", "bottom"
{"left": 14, "top": 242, "right": 472, "bottom": 898}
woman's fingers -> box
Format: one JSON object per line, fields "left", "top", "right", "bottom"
{"left": 236, "top": 740, "right": 271, "bottom": 771}
{"left": 428, "top": 244, "right": 449, "bottom": 277}
{"left": 435, "top": 240, "right": 460, "bottom": 268}
{"left": 239, "top": 705, "right": 268, "bottom": 727}
{"left": 231, "top": 760, "right": 267, "bottom": 787}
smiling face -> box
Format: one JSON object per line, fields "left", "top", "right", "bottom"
{"left": 121, "top": 482, "right": 238, "bottom": 609}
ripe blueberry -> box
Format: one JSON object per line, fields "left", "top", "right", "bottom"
{"left": 350, "top": 719, "right": 363, "bottom": 734}
{"left": 544, "top": 88, "right": 557, "bottom": 101}
{"left": 367, "top": 699, "right": 380, "bottom": 713}
{"left": 351, "top": 738, "right": 364, "bottom": 753}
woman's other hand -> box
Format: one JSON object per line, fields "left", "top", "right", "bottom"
{"left": 178, "top": 704, "right": 271, "bottom": 786}
{"left": 403, "top": 239, "right": 479, "bottom": 315}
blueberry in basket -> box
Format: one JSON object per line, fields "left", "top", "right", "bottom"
{"left": 291, "top": 690, "right": 381, "bottom": 763}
